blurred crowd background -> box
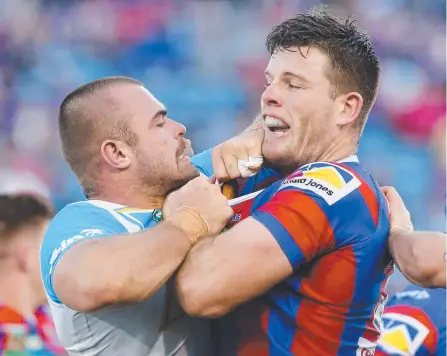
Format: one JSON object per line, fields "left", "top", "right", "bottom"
{"left": 0, "top": 0, "right": 445, "bottom": 290}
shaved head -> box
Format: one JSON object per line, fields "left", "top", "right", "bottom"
{"left": 59, "top": 76, "right": 142, "bottom": 196}
{"left": 59, "top": 76, "right": 197, "bottom": 201}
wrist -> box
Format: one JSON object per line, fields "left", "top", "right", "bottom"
{"left": 166, "top": 206, "right": 209, "bottom": 245}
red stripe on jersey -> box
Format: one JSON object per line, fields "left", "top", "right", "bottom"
{"left": 236, "top": 304, "right": 270, "bottom": 356}
{"left": 258, "top": 190, "right": 335, "bottom": 261}
{"left": 334, "top": 163, "right": 379, "bottom": 227}
{"left": 290, "top": 246, "right": 357, "bottom": 355}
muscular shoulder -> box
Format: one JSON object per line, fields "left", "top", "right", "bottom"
{"left": 261, "top": 160, "right": 388, "bottom": 245}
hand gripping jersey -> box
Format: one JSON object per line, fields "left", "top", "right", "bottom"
{"left": 376, "top": 285, "right": 446, "bottom": 356}
{"left": 211, "top": 156, "right": 394, "bottom": 356}
{"left": 0, "top": 304, "right": 64, "bottom": 355}
{"left": 39, "top": 152, "right": 214, "bottom": 356}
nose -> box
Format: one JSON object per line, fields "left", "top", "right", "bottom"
{"left": 169, "top": 118, "right": 186, "bottom": 138}
{"left": 261, "top": 83, "right": 283, "bottom": 107}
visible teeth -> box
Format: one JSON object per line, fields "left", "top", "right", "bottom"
{"left": 264, "top": 116, "right": 288, "bottom": 128}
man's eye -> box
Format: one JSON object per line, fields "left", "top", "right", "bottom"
{"left": 264, "top": 83, "right": 271, "bottom": 88}
{"left": 156, "top": 121, "right": 166, "bottom": 127}
{"left": 287, "top": 83, "right": 301, "bottom": 89}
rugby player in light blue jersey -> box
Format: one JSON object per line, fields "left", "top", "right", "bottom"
{"left": 40, "top": 76, "right": 264, "bottom": 356}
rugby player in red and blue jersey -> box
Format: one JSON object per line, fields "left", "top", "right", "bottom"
{"left": 171, "top": 8, "right": 393, "bottom": 356}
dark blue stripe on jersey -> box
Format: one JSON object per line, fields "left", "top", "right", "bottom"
{"left": 336, "top": 243, "right": 373, "bottom": 355}
{"left": 267, "top": 279, "right": 303, "bottom": 354}
{"left": 240, "top": 168, "right": 282, "bottom": 196}
{"left": 267, "top": 307, "right": 295, "bottom": 356}
{"left": 250, "top": 180, "right": 282, "bottom": 214}
{"left": 336, "top": 222, "right": 390, "bottom": 355}
{"left": 252, "top": 211, "right": 305, "bottom": 268}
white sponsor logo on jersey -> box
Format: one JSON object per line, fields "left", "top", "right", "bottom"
{"left": 49, "top": 229, "right": 105, "bottom": 272}
{"left": 279, "top": 164, "right": 361, "bottom": 205}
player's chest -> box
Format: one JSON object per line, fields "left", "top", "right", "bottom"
{"left": 227, "top": 184, "right": 279, "bottom": 229}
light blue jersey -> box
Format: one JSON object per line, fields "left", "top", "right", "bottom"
{"left": 40, "top": 151, "right": 213, "bottom": 356}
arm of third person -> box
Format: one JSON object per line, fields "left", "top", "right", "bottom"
{"left": 384, "top": 186, "right": 446, "bottom": 288}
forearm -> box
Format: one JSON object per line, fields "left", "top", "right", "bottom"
{"left": 55, "top": 222, "right": 191, "bottom": 311}
{"left": 389, "top": 230, "right": 446, "bottom": 288}
{"left": 176, "top": 219, "right": 292, "bottom": 317}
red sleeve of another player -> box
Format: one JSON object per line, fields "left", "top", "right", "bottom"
{"left": 251, "top": 189, "right": 335, "bottom": 269}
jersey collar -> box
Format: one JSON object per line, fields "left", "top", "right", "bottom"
{"left": 337, "top": 155, "right": 359, "bottom": 164}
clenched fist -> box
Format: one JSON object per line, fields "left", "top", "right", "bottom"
{"left": 211, "top": 119, "right": 264, "bottom": 181}
{"left": 164, "top": 176, "right": 234, "bottom": 243}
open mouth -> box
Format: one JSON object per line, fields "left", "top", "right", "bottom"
{"left": 264, "top": 115, "right": 290, "bottom": 136}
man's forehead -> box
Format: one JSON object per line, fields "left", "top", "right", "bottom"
{"left": 265, "top": 46, "right": 329, "bottom": 78}
{"left": 106, "top": 84, "right": 165, "bottom": 114}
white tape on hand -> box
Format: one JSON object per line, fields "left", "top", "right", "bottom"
{"left": 237, "top": 156, "right": 263, "bottom": 178}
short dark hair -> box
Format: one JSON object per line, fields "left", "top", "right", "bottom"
{"left": 266, "top": 6, "right": 380, "bottom": 131}
{"left": 0, "top": 194, "right": 54, "bottom": 236}
{"left": 59, "top": 76, "right": 143, "bottom": 196}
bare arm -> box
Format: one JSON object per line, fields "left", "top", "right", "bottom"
{"left": 175, "top": 217, "right": 292, "bottom": 318}
{"left": 53, "top": 176, "right": 233, "bottom": 313}
{"left": 53, "top": 221, "right": 192, "bottom": 312}
{"left": 382, "top": 186, "right": 446, "bottom": 288}
{"left": 389, "top": 230, "right": 446, "bottom": 288}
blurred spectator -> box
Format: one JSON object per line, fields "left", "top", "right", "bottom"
{"left": 0, "top": 193, "right": 65, "bottom": 354}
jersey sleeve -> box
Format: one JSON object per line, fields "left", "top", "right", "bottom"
{"left": 40, "top": 203, "right": 127, "bottom": 304}
{"left": 251, "top": 162, "right": 378, "bottom": 269}
{"left": 190, "top": 149, "right": 214, "bottom": 178}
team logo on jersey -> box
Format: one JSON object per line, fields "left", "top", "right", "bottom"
{"left": 279, "top": 165, "right": 361, "bottom": 205}
{"left": 152, "top": 209, "right": 163, "bottom": 223}
{"left": 378, "top": 312, "right": 430, "bottom": 355}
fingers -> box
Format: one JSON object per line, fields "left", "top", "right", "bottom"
{"left": 212, "top": 148, "right": 244, "bottom": 181}
{"left": 224, "top": 155, "right": 243, "bottom": 180}
{"left": 381, "top": 186, "right": 406, "bottom": 209}
{"left": 211, "top": 148, "right": 231, "bottom": 182}
{"left": 381, "top": 185, "right": 414, "bottom": 233}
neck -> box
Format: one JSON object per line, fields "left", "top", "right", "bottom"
{"left": 316, "top": 140, "right": 357, "bottom": 164}
{"left": 0, "top": 270, "right": 37, "bottom": 317}
{"left": 276, "top": 133, "right": 358, "bottom": 176}
{"left": 314, "top": 129, "right": 359, "bottom": 164}
{"left": 91, "top": 187, "right": 165, "bottom": 209}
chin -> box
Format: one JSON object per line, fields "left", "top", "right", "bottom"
{"left": 263, "top": 148, "right": 299, "bottom": 173}
{"left": 172, "top": 165, "right": 199, "bottom": 189}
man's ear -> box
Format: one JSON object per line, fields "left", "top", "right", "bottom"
{"left": 335, "top": 92, "right": 363, "bottom": 127}
{"left": 100, "top": 140, "right": 132, "bottom": 169}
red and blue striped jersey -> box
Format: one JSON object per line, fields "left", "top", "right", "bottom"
{"left": 0, "top": 304, "right": 64, "bottom": 355}
{"left": 376, "top": 285, "right": 446, "bottom": 356}
{"left": 213, "top": 156, "right": 393, "bottom": 356}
